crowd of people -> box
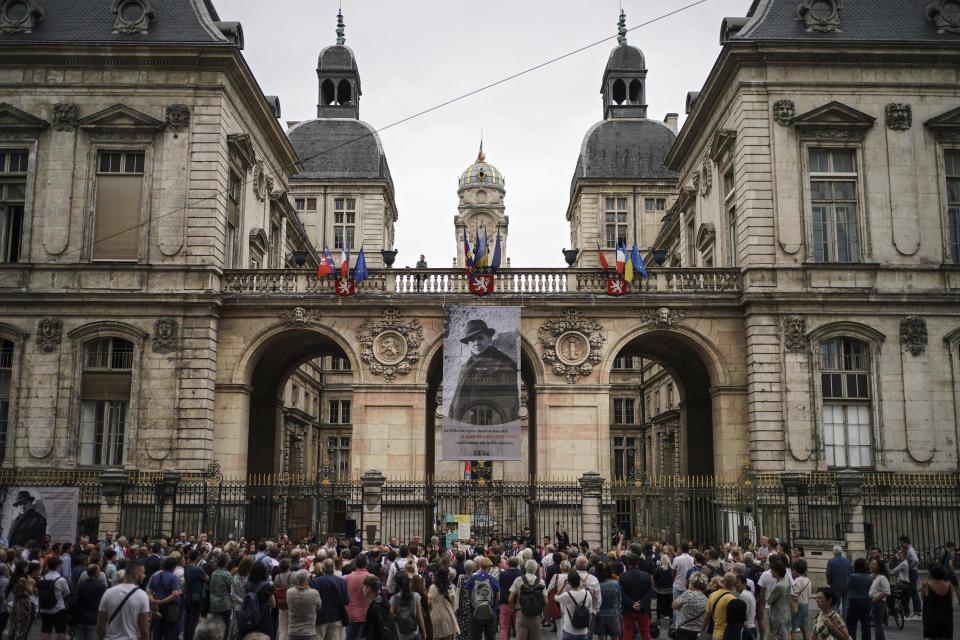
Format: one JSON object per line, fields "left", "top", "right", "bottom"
{"left": 0, "top": 527, "right": 956, "bottom": 640}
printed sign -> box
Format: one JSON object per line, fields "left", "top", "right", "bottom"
{"left": 2, "top": 486, "right": 79, "bottom": 545}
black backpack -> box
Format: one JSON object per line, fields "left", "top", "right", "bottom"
{"left": 38, "top": 575, "right": 63, "bottom": 610}
{"left": 569, "top": 591, "right": 591, "bottom": 629}
{"left": 237, "top": 582, "right": 267, "bottom": 633}
{"left": 394, "top": 595, "right": 419, "bottom": 634}
{"left": 370, "top": 597, "right": 398, "bottom": 640}
{"left": 517, "top": 576, "right": 544, "bottom": 617}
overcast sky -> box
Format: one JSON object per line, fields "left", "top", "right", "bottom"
{"left": 225, "top": 0, "right": 749, "bottom": 268}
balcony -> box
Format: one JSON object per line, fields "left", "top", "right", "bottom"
{"left": 221, "top": 267, "right": 742, "bottom": 296}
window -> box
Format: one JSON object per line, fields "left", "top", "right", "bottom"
{"left": 724, "top": 169, "right": 737, "bottom": 267}
{"left": 612, "top": 398, "right": 635, "bottom": 424}
{"left": 666, "top": 383, "right": 674, "bottom": 409}
{"left": 334, "top": 198, "right": 356, "bottom": 250}
{"left": 269, "top": 222, "right": 281, "bottom": 268}
{"left": 0, "top": 339, "right": 11, "bottom": 464}
{"left": 686, "top": 218, "right": 696, "bottom": 266}
{"left": 613, "top": 355, "right": 635, "bottom": 370}
{"left": 810, "top": 149, "right": 859, "bottom": 263}
{"left": 330, "top": 356, "right": 351, "bottom": 371}
{"left": 612, "top": 436, "right": 638, "bottom": 479}
{"left": 93, "top": 151, "right": 144, "bottom": 261}
{"left": 295, "top": 198, "right": 317, "bottom": 211}
{"left": 80, "top": 338, "right": 134, "bottom": 466}
{"left": 292, "top": 384, "right": 301, "bottom": 409}
{"left": 820, "top": 337, "right": 872, "bottom": 468}
{"left": 947, "top": 151, "right": 960, "bottom": 263}
{"left": 0, "top": 151, "right": 27, "bottom": 263}
{"left": 329, "top": 399, "right": 351, "bottom": 425}
{"left": 322, "top": 435, "right": 351, "bottom": 480}
{"left": 225, "top": 171, "right": 240, "bottom": 269}
{"left": 644, "top": 198, "right": 666, "bottom": 211}
{"left": 604, "top": 197, "right": 628, "bottom": 248}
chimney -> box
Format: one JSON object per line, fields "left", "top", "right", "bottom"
{"left": 664, "top": 113, "right": 679, "bottom": 131}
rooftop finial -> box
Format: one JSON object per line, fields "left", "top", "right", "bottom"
{"left": 617, "top": 10, "right": 627, "bottom": 45}
{"left": 336, "top": 9, "right": 345, "bottom": 45}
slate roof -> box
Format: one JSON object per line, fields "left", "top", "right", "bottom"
{"left": 287, "top": 118, "right": 394, "bottom": 194}
{"left": 570, "top": 118, "right": 679, "bottom": 196}
{"left": 737, "top": 0, "right": 960, "bottom": 42}
{"left": 0, "top": 0, "right": 230, "bottom": 45}
{"left": 319, "top": 45, "right": 359, "bottom": 73}
{"left": 605, "top": 44, "right": 646, "bottom": 72}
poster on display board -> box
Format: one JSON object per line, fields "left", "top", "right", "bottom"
{"left": 442, "top": 305, "right": 522, "bottom": 461}
{"left": 2, "top": 486, "right": 79, "bottom": 545}
{"left": 445, "top": 514, "right": 471, "bottom": 548}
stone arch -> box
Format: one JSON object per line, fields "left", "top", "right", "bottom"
{"left": 612, "top": 78, "right": 627, "bottom": 104}
{"left": 602, "top": 323, "right": 732, "bottom": 388}
{"left": 233, "top": 322, "right": 360, "bottom": 388}
{"left": 321, "top": 79, "right": 336, "bottom": 105}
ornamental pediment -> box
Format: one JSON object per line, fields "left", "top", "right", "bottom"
{"left": 0, "top": 103, "right": 49, "bottom": 133}
{"left": 78, "top": 103, "right": 163, "bottom": 134}
{"left": 924, "top": 105, "right": 960, "bottom": 142}
{"left": 791, "top": 101, "right": 875, "bottom": 140}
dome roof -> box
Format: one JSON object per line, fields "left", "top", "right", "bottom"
{"left": 605, "top": 44, "right": 646, "bottom": 73}
{"left": 287, "top": 118, "right": 393, "bottom": 193}
{"left": 570, "top": 118, "right": 678, "bottom": 196}
{"left": 458, "top": 155, "right": 505, "bottom": 190}
{"left": 318, "top": 44, "right": 359, "bottom": 73}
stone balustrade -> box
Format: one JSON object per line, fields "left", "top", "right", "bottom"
{"left": 221, "top": 267, "right": 742, "bottom": 296}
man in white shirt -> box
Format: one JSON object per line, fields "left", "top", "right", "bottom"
{"left": 574, "top": 556, "right": 602, "bottom": 614}
{"left": 97, "top": 559, "right": 150, "bottom": 640}
{"left": 386, "top": 546, "right": 410, "bottom": 594}
{"left": 735, "top": 575, "right": 757, "bottom": 635}
{"left": 671, "top": 543, "right": 695, "bottom": 622}
{"left": 38, "top": 556, "right": 71, "bottom": 640}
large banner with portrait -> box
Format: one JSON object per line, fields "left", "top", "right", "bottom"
{"left": 1, "top": 486, "right": 79, "bottom": 545}
{"left": 442, "top": 306, "right": 522, "bottom": 460}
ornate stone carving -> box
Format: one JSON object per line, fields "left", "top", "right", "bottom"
{"left": 52, "top": 103, "right": 79, "bottom": 131}
{"left": 691, "top": 172, "right": 700, "bottom": 193}
{"left": 164, "top": 104, "right": 190, "bottom": 133}
{"left": 885, "top": 103, "right": 912, "bottom": 131}
{"left": 253, "top": 162, "right": 266, "bottom": 201}
{"left": 265, "top": 176, "right": 275, "bottom": 193}
{"left": 0, "top": 0, "right": 44, "bottom": 34}
{"left": 152, "top": 318, "right": 178, "bottom": 353}
{"left": 927, "top": 0, "right": 960, "bottom": 34}
{"left": 36, "top": 317, "right": 62, "bottom": 352}
{"left": 796, "top": 0, "right": 843, "bottom": 32}
{"left": 699, "top": 160, "right": 712, "bottom": 196}
{"left": 278, "top": 306, "right": 320, "bottom": 326}
{"left": 538, "top": 309, "right": 606, "bottom": 383}
{"left": 783, "top": 316, "right": 807, "bottom": 353}
{"left": 640, "top": 307, "right": 686, "bottom": 329}
{"left": 356, "top": 308, "right": 423, "bottom": 382}
{"left": 111, "top": 0, "right": 156, "bottom": 34}
{"left": 773, "top": 100, "right": 795, "bottom": 126}
{"left": 900, "top": 316, "right": 927, "bottom": 357}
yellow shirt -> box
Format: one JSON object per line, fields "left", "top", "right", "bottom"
{"left": 707, "top": 589, "right": 737, "bottom": 639}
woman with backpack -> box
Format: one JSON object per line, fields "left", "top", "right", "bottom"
{"left": 554, "top": 570, "right": 593, "bottom": 640}
{"left": 274, "top": 558, "right": 293, "bottom": 640}
{"left": 238, "top": 561, "right": 276, "bottom": 639}
{"left": 546, "top": 559, "right": 571, "bottom": 634}
{"left": 412, "top": 568, "right": 433, "bottom": 640}
{"left": 429, "top": 558, "right": 460, "bottom": 640}
{"left": 391, "top": 573, "right": 426, "bottom": 640}
{"left": 454, "top": 559, "right": 475, "bottom": 640}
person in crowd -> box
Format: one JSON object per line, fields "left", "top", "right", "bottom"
{"left": 412, "top": 566, "right": 433, "bottom": 640}
{"left": 363, "top": 575, "right": 395, "bottom": 640}
{"left": 702, "top": 573, "right": 737, "bottom": 640}
{"left": 844, "top": 559, "right": 871, "bottom": 640}
{"left": 185, "top": 549, "right": 210, "bottom": 640}
{"left": 764, "top": 559, "right": 791, "bottom": 640}
{"left": 935, "top": 541, "right": 958, "bottom": 605}
{"left": 620, "top": 553, "right": 653, "bottom": 640}
{"left": 273, "top": 558, "right": 293, "bottom": 640}
{"left": 465, "top": 556, "right": 499, "bottom": 640}
{"left": 868, "top": 558, "right": 890, "bottom": 640}
{"left": 921, "top": 562, "right": 953, "bottom": 640}
{"left": 231, "top": 555, "right": 255, "bottom": 640}
{"left": 76, "top": 564, "right": 107, "bottom": 640}
{"left": 722, "top": 598, "right": 748, "bottom": 640}
{"left": 672, "top": 543, "right": 696, "bottom": 624}
{"left": 391, "top": 573, "right": 426, "bottom": 640}
{"left": 672, "top": 571, "right": 708, "bottom": 640}
{"left": 286, "top": 569, "right": 322, "bottom": 640}
{"left": 312, "top": 557, "right": 350, "bottom": 640}
{"left": 209, "top": 552, "right": 234, "bottom": 632}
{"left": 591, "top": 562, "right": 620, "bottom": 640}
{"left": 430, "top": 557, "right": 461, "bottom": 640}
{"left": 790, "top": 559, "right": 811, "bottom": 640}
{"left": 240, "top": 561, "right": 276, "bottom": 639}
{"left": 555, "top": 570, "right": 592, "bottom": 640}
{"left": 498, "top": 556, "right": 522, "bottom": 640}
{"left": 9, "top": 561, "right": 39, "bottom": 640}
{"left": 345, "top": 552, "right": 373, "bottom": 640}
{"left": 97, "top": 559, "right": 151, "bottom": 640}
{"left": 826, "top": 545, "right": 851, "bottom": 618}
{"left": 734, "top": 575, "right": 756, "bottom": 640}
{"left": 147, "top": 555, "right": 181, "bottom": 640}
{"left": 194, "top": 617, "right": 226, "bottom": 640}
{"left": 652, "top": 553, "right": 673, "bottom": 622}
{"left": 37, "top": 555, "right": 71, "bottom": 640}
{"left": 813, "top": 587, "right": 849, "bottom": 640}
{"left": 508, "top": 558, "right": 545, "bottom": 640}
{"left": 455, "top": 559, "right": 476, "bottom": 640}
{"left": 898, "top": 535, "right": 922, "bottom": 620}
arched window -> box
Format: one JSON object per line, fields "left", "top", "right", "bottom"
{"left": 612, "top": 79, "right": 626, "bottom": 105}
{"left": 80, "top": 337, "right": 133, "bottom": 466}
{"left": 337, "top": 80, "right": 352, "bottom": 105}
{"left": 321, "top": 80, "right": 336, "bottom": 106}
{"left": 820, "top": 337, "right": 872, "bottom": 468}
{"left": 0, "top": 338, "right": 12, "bottom": 464}
{"left": 628, "top": 79, "right": 642, "bottom": 103}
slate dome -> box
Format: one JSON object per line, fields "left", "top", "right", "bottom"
{"left": 459, "top": 155, "right": 505, "bottom": 190}
{"left": 571, "top": 118, "right": 678, "bottom": 196}
{"left": 287, "top": 118, "right": 393, "bottom": 193}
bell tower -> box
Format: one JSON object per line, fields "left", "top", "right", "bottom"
{"left": 454, "top": 148, "right": 508, "bottom": 268}
{"left": 601, "top": 11, "right": 647, "bottom": 120}
{"left": 317, "top": 10, "right": 361, "bottom": 119}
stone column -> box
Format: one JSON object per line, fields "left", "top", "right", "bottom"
{"left": 159, "top": 471, "right": 180, "bottom": 538}
{"left": 579, "top": 472, "right": 604, "bottom": 550}
{"left": 837, "top": 471, "right": 867, "bottom": 560}
{"left": 780, "top": 472, "right": 804, "bottom": 542}
{"left": 98, "top": 469, "right": 127, "bottom": 540}
{"left": 361, "top": 470, "right": 386, "bottom": 547}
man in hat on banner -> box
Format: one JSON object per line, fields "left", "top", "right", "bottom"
{"left": 8, "top": 489, "right": 47, "bottom": 547}
{"left": 449, "top": 319, "right": 519, "bottom": 425}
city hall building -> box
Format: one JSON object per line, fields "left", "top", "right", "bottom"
{"left": 1, "top": 0, "right": 959, "bottom": 548}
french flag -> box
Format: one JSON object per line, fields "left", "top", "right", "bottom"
{"left": 616, "top": 242, "right": 626, "bottom": 274}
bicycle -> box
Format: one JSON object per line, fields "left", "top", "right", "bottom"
{"left": 888, "top": 585, "right": 907, "bottom": 630}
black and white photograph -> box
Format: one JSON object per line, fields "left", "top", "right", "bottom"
{"left": 1, "top": 486, "right": 78, "bottom": 545}
{"left": 442, "top": 305, "right": 522, "bottom": 460}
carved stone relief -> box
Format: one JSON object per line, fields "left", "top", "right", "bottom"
{"left": 900, "top": 316, "right": 927, "bottom": 357}
{"left": 52, "top": 103, "right": 79, "bottom": 131}
{"left": 253, "top": 162, "right": 267, "bottom": 201}
{"left": 796, "top": 0, "right": 843, "bottom": 32}
{"left": 0, "top": 0, "right": 44, "bottom": 33}
{"left": 356, "top": 307, "right": 423, "bottom": 382}
{"left": 164, "top": 104, "right": 190, "bottom": 134}
{"left": 278, "top": 306, "right": 320, "bottom": 326}
{"left": 538, "top": 309, "right": 606, "bottom": 383}
{"left": 639, "top": 307, "right": 686, "bottom": 329}
{"left": 927, "top": 0, "right": 960, "bottom": 33}
{"left": 111, "top": 0, "right": 156, "bottom": 34}
{"left": 36, "top": 317, "right": 62, "bottom": 352}
{"left": 699, "top": 160, "right": 712, "bottom": 196}
{"left": 773, "top": 100, "right": 795, "bottom": 126}
{"left": 783, "top": 316, "right": 807, "bottom": 353}
{"left": 885, "top": 103, "right": 912, "bottom": 131}
{"left": 152, "top": 318, "right": 178, "bottom": 353}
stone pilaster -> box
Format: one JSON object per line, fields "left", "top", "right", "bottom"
{"left": 780, "top": 472, "right": 804, "bottom": 542}
{"left": 98, "top": 469, "right": 127, "bottom": 539}
{"left": 361, "top": 469, "right": 386, "bottom": 547}
{"left": 159, "top": 471, "right": 180, "bottom": 538}
{"left": 837, "top": 471, "right": 866, "bottom": 560}
{"left": 579, "top": 472, "right": 604, "bottom": 550}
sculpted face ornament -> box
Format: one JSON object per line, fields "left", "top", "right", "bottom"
{"left": 773, "top": 100, "right": 795, "bottom": 126}
{"left": 783, "top": 316, "right": 807, "bottom": 353}
{"left": 153, "top": 318, "right": 178, "bottom": 353}
{"left": 885, "top": 103, "right": 912, "bottom": 131}
{"left": 52, "top": 103, "right": 79, "bottom": 131}
{"left": 36, "top": 317, "right": 62, "bottom": 352}
{"left": 639, "top": 307, "right": 686, "bottom": 330}
{"left": 278, "top": 307, "right": 320, "bottom": 326}
{"left": 900, "top": 316, "right": 927, "bottom": 357}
